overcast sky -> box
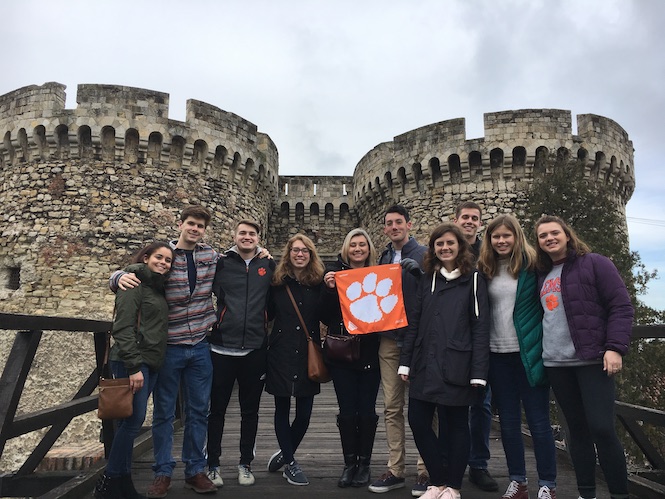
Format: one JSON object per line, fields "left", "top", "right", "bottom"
{"left": 2, "top": 0, "right": 664, "bottom": 309}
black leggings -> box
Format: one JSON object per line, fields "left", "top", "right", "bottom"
{"left": 547, "top": 365, "right": 628, "bottom": 498}
{"left": 273, "top": 395, "right": 314, "bottom": 464}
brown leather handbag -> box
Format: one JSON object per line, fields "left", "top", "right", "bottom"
{"left": 286, "top": 285, "right": 331, "bottom": 383}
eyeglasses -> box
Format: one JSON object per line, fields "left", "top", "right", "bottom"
{"left": 290, "top": 247, "right": 310, "bottom": 255}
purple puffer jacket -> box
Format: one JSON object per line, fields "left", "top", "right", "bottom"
{"left": 538, "top": 251, "right": 633, "bottom": 360}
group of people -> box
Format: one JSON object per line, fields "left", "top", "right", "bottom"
{"left": 94, "top": 201, "right": 633, "bottom": 499}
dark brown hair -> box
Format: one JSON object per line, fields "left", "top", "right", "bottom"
{"left": 534, "top": 215, "right": 590, "bottom": 272}
{"left": 423, "top": 223, "right": 475, "bottom": 275}
{"left": 180, "top": 205, "right": 212, "bottom": 227}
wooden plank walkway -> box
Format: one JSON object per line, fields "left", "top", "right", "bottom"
{"left": 124, "top": 382, "right": 610, "bottom": 499}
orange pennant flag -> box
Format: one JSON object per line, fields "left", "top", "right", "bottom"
{"left": 334, "top": 265, "right": 408, "bottom": 334}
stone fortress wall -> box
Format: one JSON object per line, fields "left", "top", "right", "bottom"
{"left": 0, "top": 82, "right": 634, "bottom": 470}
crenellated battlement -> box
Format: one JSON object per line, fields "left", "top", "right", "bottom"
{"left": 0, "top": 83, "right": 279, "bottom": 192}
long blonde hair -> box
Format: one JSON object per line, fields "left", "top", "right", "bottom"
{"left": 272, "top": 234, "right": 325, "bottom": 286}
{"left": 478, "top": 214, "right": 536, "bottom": 278}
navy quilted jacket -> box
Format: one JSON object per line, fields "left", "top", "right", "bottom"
{"left": 537, "top": 251, "right": 633, "bottom": 360}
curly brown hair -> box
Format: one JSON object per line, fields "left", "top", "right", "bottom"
{"left": 423, "top": 223, "right": 475, "bottom": 275}
{"left": 272, "top": 234, "right": 325, "bottom": 287}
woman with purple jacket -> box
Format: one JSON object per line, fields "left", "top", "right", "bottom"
{"left": 535, "top": 215, "right": 633, "bottom": 499}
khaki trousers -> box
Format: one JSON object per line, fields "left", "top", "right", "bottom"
{"left": 379, "top": 336, "right": 433, "bottom": 478}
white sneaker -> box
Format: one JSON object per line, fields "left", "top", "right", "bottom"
{"left": 538, "top": 486, "right": 555, "bottom": 499}
{"left": 238, "top": 464, "right": 255, "bottom": 486}
{"left": 421, "top": 485, "right": 447, "bottom": 499}
{"left": 440, "top": 487, "right": 461, "bottom": 499}
{"left": 206, "top": 467, "right": 224, "bottom": 487}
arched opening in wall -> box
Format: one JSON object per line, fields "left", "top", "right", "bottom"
{"left": 55, "top": 124, "right": 69, "bottom": 159}
{"left": 168, "top": 135, "right": 185, "bottom": 169}
{"left": 429, "top": 157, "right": 441, "bottom": 187}
{"left": 449, "top": 154, "right": 462, "bottom": 184}
{"left": 230, "top": 152, "right": 241, "bottom": 184}
{"left": 384, "top": 171, "right": 393, "bottom": 195}
{"left": 2, "top": 131, "right": 14, "bottom": 165}
{"left": 412, "top": 163, "right": 424, "bottom": 192}
{"left": 310, "top": 203, "right": 320, "bottom": 223}
{"left": 469, "top": 151, "right": 482, "bottom": 179}
{"left": 295, "top": 202, "right": 305, "bottom": 226}
{"left": 374, "top": 177, "right": 382, "bottom": 199}
{"left": 101, "top": 126, "right": 116, "bottom": 161}
{"left": 556, "top": 147, "right": 570, "bottom": 166}
{"left": 512, "top": 146, "right": 526, "bottom": 177}
{"left": 340, "top": 203, "right": 350, "bottom": 222}
{"left": 2, "top": 266, "right": 21, "bottom": 290}
{"left": 592, "top": 151, "right": 605, "bottom": 181}
{"left": 124, "top": 128, "right": 139, "bottom": 163}
{"left": 577, "top": 147, "right": 588, "bottom": 164}
{"left": 17, "top": 128, "right": 28, "bottom": 162}
{"left": 33, "top": 124, "right": 50, "bottom": 159}
{"left": 78, "top": 125, "right": 93, "bottom": 160}
{"left": 243, "top": 158, "right": 255, "bottom": 183}
{"left": 397, "top": 167, "right": 407, "bottom": 195}
{"left": 258, "top": 164, "right": 266, "bottom": 186}
{"left": 213, "top": 145, "right": 227, "bottom": 172}
{"left": 534, "top": 146, "right": 548, "bottom": 176}
{"left": 148, "top": 132, "right": 163, "bottom": 162}
{"left": 606, "top": 156, "right": 617, "bottom": 184}
{"left": 280, "top": 201, "right": 290, "bottom": 221}
{"left": 489, "top": 148, "right": 503, "bottom": 179}
{"left": 325, "top": 203, "right": 334, "bottom": 223}
{"left": 192, "top": 139, "right": 208, "bottom": 170}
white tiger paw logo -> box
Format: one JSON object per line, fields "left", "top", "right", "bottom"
{"left": 345, "top": 272, "right": 398, "bottom": 331}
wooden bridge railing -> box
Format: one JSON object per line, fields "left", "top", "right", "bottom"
{"left": 0, "top": 313, "right": 159, "bottom": 498}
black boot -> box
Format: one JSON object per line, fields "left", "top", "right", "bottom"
{"left": 351, "top": 414, "right": 378, "bottom": 487}
{"left": 94, "top": 473, "right": 124, "bottom": 499}
{"left": 120, "top": 474, "right": 146, "bottom": 499}
{"left": 337, "top": 415, "right": 358, "bottom": 488}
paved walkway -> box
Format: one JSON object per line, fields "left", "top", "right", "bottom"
{"left": 126, "top": 382, "right": 610, "bottom": 498}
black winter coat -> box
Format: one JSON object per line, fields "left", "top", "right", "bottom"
{"left": 400, "top": 270, "right": 490, "bottom": 406}
{"left": 266, "top": 277, "right": 324, "bottom": 397}
{"left": 321, "top": 256, "right": 380, "bottom": 371}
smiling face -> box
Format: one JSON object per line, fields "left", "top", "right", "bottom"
{"left": 537, "top": 221, "right": 570, "bottom": 261}
{"left": 347, "top": 235, "right": 370, "bottom": 268}
{"left": 289, "top": 240, "right": 311, "bottom": 271}
{"left": 454, "top": 208, "right": 482, "bottom": 243}
{"left": 490, "top": 224, "right": 515, "bottom": 258}
{"left": 177, "top": 216, "right": 207, "bottom": 250}
{"left": 383, "top": 212, "right": 411, "bottom": 249}
{"left": 234, "top": 223, "right": 260, "bottom": 257}
{"left": 144, "top": 247, "right": 173, "bottom": 274}
{"left": 434, "top": 231, "right": 459, "bottom": 271}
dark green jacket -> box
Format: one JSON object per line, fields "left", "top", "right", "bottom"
{"left": 514, "top": 268, "right": 546, "bottom": 387}
{"left": 110, "top": 263, "right": 169, "bottom": 373}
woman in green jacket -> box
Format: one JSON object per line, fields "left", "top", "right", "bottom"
{"left": 95, "top": 242, "right": 173, "bottom": 499}
{"left": 478, "top": 215, "right": 557, "bottom": 499}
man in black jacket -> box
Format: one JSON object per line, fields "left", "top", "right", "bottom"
{"left": 206, "top": 220, "right": 275, "bottom": 488}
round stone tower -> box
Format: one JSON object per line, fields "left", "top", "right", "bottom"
{"left": 0, "top": 82, "right": 279, "bottom": 317}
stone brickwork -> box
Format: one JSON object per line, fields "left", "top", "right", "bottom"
{"left": 0, "top": 83, "right": 634, "bottom": 471}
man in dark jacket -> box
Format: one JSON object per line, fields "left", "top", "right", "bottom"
{"left": 369, "top": 205, "right": 429, "bottom": 497}
{"left": 206, "top": 220, "right": 275, "bottom": 488}
{"left": 453, "top": 201, "right": 498, "bottom": 493}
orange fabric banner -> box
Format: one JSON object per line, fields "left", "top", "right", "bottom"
{"left": 334, "top": 265, "right": 408, "bottom": 334}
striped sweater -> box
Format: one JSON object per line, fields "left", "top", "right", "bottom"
{"left": 110, "top": 242, "right": 219, "bottom": 345}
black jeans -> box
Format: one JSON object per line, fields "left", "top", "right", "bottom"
{"left": 274, "top": 395, "right": 314, "bottom": 464}
{"left": 547, "top": 364, "right": 628, "bottom": 498}
{"left": 329, "top": 365, "right": 380, "bottom": 417}
{"left": 207, "top": 348, "right": 267, "bottom": 467}
{"left": 408, "top": 398, "right": 469, "bottom": 490}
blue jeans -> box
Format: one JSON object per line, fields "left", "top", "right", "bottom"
{"left": 489, "top": 353, "right": 556, "bottom": 488}
{"left": 106, "top": 362, "right": 159, "bottom": 476}
{"left": 152, "top": 341, "right": 212, "bottom": 478}
{"left": 468, "top": 384, "right": 492, "bottom": 469}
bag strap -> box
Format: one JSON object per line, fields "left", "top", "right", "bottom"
{"left": 285, "top": 285, "right": 312, "bottom": 343}
{"left": 102, "top": 304, "right": 142, "bottom": 379}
